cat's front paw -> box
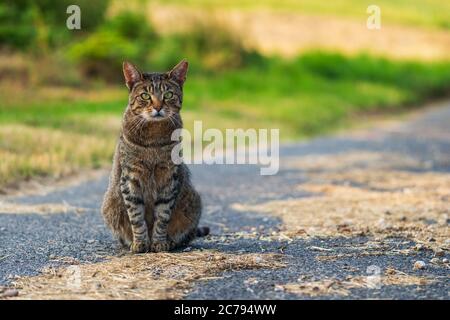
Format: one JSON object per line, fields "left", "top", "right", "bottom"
{"left": 130, "top": 240, "right": 150, "bottom": 254}
{"left": 151, "top": 241, "right": 172, "bottom": 252}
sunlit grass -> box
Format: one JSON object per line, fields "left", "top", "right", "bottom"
{"left": 154, "top": 0, "right": 450, "bottom": 30}
{"left": 0, "top": 124, "right": 115, "bottom": 186}
{"left": 0, "top": 52, "right": 449, "bottom": 186}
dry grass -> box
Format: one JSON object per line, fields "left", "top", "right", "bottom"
{"left": 147, "top": 4, "right": 450, "bottom": 61}
{"left": 281, "top": 268, "right": 435, "bottom": 297}
{"left": 232, "top": 151, "right": 450, "bottom": 253}
{"left": 0, "top": 124, "right": 115, "bottom": 188}
{"left": 8, "top": 250, "right": 285, "bottom": 300}
{"left": 0, "top": 201, "right": 86, "bottom": 215}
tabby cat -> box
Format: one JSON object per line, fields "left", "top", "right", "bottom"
{"left": 101, "top": 60, "right": 208, "bottom": 253}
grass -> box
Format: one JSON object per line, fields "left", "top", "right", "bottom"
{"left": 0, "top": 52, "right": 450, "bottom": 187}
{"left": 10, "top": 250, "right": 284, "bottom": 299}
{"left": 234, "top": 151, "right": 450, "bottom": 252}
{"left": 154, "top": 0, "right": 450, "bottom": 30}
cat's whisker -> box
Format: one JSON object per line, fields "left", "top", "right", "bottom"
{"left": 168, "top": 115, "right": 176, "bottom": 128}
{"left": 169, "top": 113, "right": 182, "bottom": 128}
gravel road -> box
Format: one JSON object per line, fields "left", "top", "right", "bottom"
{"left": 0, "top": 102, "right": 449, "bottom": 299}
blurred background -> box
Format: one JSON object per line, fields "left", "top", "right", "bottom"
{"left": 0, "top": 0, "right": 449, "bottom": 189}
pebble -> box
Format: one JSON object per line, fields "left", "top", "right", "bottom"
{"left": 1, "top": 288, "right": 19, "bottom": 298}
{"left": 434, "top": 249, "right": 444, "bottom": 257}
{"left": 274, "top": 285, "right": 284, "bottom": 292}
{"left": 442, "top": 258, "right": 448, "bottom": 264}
{"left": 413, "top": 260, "right": 426, "bottom": 270}
{"left": 87, "top": 239, "right": 95, "bottom": 244}
{"left": 430, "top": 258, "right": 441, "bottom": 264}
{"left": 414, "top": 244, "right": 424, "bottom": 251}
{"left": 254, "top": 256, "right": 263, "bottom": 264}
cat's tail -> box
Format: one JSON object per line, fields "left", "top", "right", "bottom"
{"left": 196, "top": 226, "right": 210, "bottom": 237}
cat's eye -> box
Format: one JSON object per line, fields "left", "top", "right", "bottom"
{"left": 163, "top": 91, "right": 173, "bottom": 99}
{"left": 140, "top": 92, "right": 151, "bottom": 100}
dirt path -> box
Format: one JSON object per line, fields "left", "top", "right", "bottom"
{"left": 0, "top": 101, "right": 449, "bottom": 299}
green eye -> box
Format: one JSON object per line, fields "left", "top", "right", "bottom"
{"left": 140, "top": 92, "right": 151, "bottom": 100}
{"left": 163, "top": 91, "right": 173, "bottom": 99}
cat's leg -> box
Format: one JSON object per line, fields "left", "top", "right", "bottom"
{"left": 151, "top": 166, "right": 181, "bottom": 252}
{"left": 167, "top": 187, "right": 202, "bottom": 250}
{"left": 120, "top": 173, "right": 150, "bottom": 253}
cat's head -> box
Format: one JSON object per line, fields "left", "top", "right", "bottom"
{"left": 122, "top": 60, "right": 188, "bottom": 123}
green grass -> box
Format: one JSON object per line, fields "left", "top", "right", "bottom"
{"left": 2, "top": 52, "right": 450, "bottom": 137}
{"left": 156, "top": 0, "right": 450, "bottom": 30}
{"left": 1, "top": 52, "right": 450, "bottom": 186}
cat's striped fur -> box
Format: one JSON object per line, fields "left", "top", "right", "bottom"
{"left": 101, "top": 60, "right": 208, "bottom": 253}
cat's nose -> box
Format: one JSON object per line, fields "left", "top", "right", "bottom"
{"left": 152, "top": 98, "right": 163, "bottom": 111}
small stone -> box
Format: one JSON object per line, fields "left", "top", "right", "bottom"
{"left": 49, "top": 254, "right": 56, "bottom": 259}
{"left": 1, "top": 288, "right": 18, "bottom": 298}
{"left": 244, "top": 278, "right": 259, "bottom": 285}
{"left": 413, "top": 260, "right": 426, "bottom": 270}
{"left": 377, "top": 219, "right": 390, "bottom": 229}
{"left": 430, "top": 258, "right": 441, "bottom": 264}
{"left": 434, "top": 249, "right": 444, "bottom": 257}
{"left": 442, "top": 258, "right": 448, "bottom": 264}
{"left": 87, "top": 239, "right": 95, "bottom": 244}
{"left": 274, "top": 285, "right": 284, "bottom": 292}
{"left": 428, "top": 237, "right": 436, "bottom": 242}
{"left": 254, "top": 256, "right": 263, "bottom": 264}
{"left": 414, "top": 244, "right": 424, "bottom": 251}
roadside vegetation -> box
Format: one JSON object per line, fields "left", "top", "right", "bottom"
{"left": 156, "top": 0, "right": 450, "bottom": 30}
{"left": 0, "top": 0, "right": 449, "bottom": 188}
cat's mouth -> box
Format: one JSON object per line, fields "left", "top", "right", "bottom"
{"left": 143, "top": 109, "right": 167, "bottom": 121}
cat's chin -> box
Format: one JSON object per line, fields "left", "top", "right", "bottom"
{"left": 148, "top": 115, "right": 167, "bottom": 122}
{"left": 141, "top": 114, "right": 167, "bottom": 122}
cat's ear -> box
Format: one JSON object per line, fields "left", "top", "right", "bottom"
{"left": 123, "top": 61, "right": 142, "bottom": 90}
{"left": 169, "top": 59, "right": 188, "bottom": 85}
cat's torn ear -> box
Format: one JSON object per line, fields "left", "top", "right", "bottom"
{"left": 169, "top": 59, "right": 188, "bottom": 85}
{"left": 123, "top": 61, "right": 142, "bottom": 90}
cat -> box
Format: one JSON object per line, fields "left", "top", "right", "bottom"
{"left": 101, "top": 60, "right": 209, "bottom": 253}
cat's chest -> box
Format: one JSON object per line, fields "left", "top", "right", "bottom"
{"left": 141, "top": 163, "right": 174, "bottom": 193}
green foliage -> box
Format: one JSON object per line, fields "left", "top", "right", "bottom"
{"left": 0, "top": 3, "right": 37, "bottom": 49}
{"left": 180, "top": 52, "right": 450, "bottom": 136}
{"left": 3, "top": 52, "right": 450, "bottom": 138}
{"left": 69, "top": 13, "right": 260, "bottom": 80}
{"left": 68, "top": 11, "right": 156, "bottom": 81}
{"left": 149, "top": 23, "right": 262, "bottom": 73}
{"left": 0, "top": 0, "right": 110, "bottom": 50}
